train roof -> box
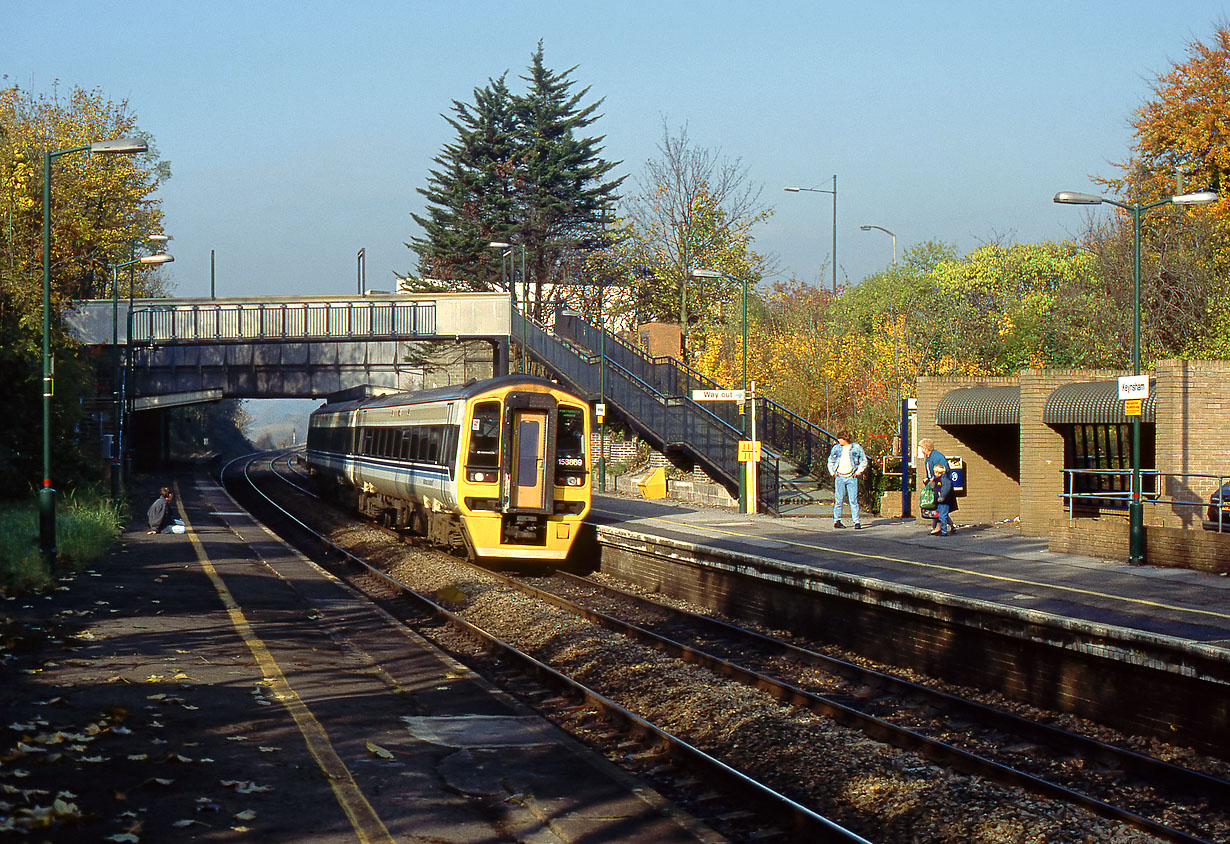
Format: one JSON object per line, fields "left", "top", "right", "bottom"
{"left": 313, "top": 374, "right": 582, "bottom": 414}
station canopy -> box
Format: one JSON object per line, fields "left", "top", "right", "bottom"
{"left": 935, "top": 385, "right": 1020, "bottom": 426}
{"left": 1043, "top": 380, "right": 1156, "bottom": 425}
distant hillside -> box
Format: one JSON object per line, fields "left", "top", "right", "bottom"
{"left": 245, "top": 399, "right": 319, "bottom": 450}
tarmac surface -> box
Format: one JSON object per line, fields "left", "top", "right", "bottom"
{"left": 8, "top": 475, "right": 1230, "bottom": 842}
{"left": 0, "top": 474, "right": 718, "bottom": 844}
{"left": 589, "top": 493, "right": 1230, "bottom": 652}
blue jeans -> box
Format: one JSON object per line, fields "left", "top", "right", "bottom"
{"left": 833, "top": 475, "right": 859, "bottom": 524}
{"left": 935, "top": 502, "right": 951, "bottom": 535}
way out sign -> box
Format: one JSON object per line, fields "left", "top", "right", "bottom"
{"left": 692, "top": 389, "right": 746, "bottom": 402}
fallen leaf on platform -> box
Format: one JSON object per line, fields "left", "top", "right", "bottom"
{"left": 234, "top": 809, "right": 257, "bottom": 821}
{"left": 220, "top": 780, "right": 272, "bottom": 794}
{"left": 365, "top": 742, "right": 394, "bottom": 759}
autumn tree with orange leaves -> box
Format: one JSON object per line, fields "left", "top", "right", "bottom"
{"left": 0, "top": 84, "right": 169, "bottom": 495}
{"left": 1091, "top": 21, "right": 1230, "bottom": 361}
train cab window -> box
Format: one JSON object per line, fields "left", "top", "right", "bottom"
{"left": 555, "top": 405, "right": 586, "bottom": 486}
{"left": 467, "top": 401, "right": 500, "bottom": 469}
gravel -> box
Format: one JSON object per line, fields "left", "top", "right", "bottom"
{"left": 327, "top": 524, "right": 1173, "bottom": 844}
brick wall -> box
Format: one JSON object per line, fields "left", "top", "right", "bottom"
{"left": 1018, "top": 369, "right": 1124, "bottom": 537}
{"left": 916, "top": 375, "right": 1021, "bottom": 527}
{"left": 1050, "top": 517, "right": 1230, "bottom": 574}
{"left": 1153, "top": 359, "right": 1230, "bottom": 529}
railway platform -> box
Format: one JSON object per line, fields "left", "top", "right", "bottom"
{"left": 0, "top": 475, "right": 720, "bottom": 844}
{"left": 590, "top": 494, "right": 1230, "bottom": 650}
{"left": 588, "top": 493, "right": 1230, "bottom": 752}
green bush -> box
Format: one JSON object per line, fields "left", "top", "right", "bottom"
{"left": 0, "top": 490, "right": 124, "bottom": 596}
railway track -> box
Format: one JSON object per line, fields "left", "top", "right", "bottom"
{"left": 230, "top": 450, "right": 1229, "bottom": 844}
{"left": 227, "top": 451, "right": 871, "bottom": 843}
{"left": 513, "top": 570, "right": 1230, "bottom": 844}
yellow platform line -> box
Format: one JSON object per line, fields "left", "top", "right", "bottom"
{"left": 600, "top": 508, "right": 1230, "bottom": 625}
{"left": 176, "top": 483, "right": 396, "bottom": 844}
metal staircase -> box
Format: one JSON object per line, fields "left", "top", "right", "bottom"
{"left": 521, "top": 311, "right": 837, "bottom": 515}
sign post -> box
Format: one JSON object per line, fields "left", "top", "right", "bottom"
{"left": 692, "top": 387, "right": 756, "bottom": 514}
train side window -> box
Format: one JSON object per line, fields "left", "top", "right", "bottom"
{"left": 415, "top": 427, "right": 428, "bottom": 462}
{"left": 467, "top": 401, "right": 500, "bottom": 468}
{"left": 427, "top": 426, "right": 442, "bottom": 463}
{"left": 441, "top": 427, "right": 458, "bottom": 467}
{"left": 398, "top": 428, "right": 412, "bottom": 460}
{"left": 361, "top": 428, "right": 374, "bottom": 456}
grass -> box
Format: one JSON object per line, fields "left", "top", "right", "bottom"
{"left": 0, "top": 489, "right": 125, "bottom": 596}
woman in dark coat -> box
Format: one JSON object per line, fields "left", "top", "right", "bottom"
{"left": 928, "top": 463, "right": 958, "bottom": 536}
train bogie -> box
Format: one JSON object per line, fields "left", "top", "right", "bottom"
{"left": 305, "top": 376, "right": 591, "bottom": 564}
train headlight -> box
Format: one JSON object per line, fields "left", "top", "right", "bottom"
{"left": 468, "top": 470, "right": 496, "bottom": 483}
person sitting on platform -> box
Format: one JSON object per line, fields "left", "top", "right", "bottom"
{"left": 146, "top": 487, "right": 184, "bottom": 535}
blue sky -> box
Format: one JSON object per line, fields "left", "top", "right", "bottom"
{"left": 6, "top": 1, "right": 1229, "bottom": 298}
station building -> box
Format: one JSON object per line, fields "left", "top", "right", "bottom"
{"left": 916, "top": 359, "right": 1230, "bottom": 574}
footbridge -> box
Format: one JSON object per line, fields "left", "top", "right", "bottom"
{"left": 525, "top": 311, "right": 836, "bottom": 515}
{"left": 70, "top": 292, "right": 833, "bottom": 512}
{"left": 69, "top": 293, "right": 512, "bottom": 405}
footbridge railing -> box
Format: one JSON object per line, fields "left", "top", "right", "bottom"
{"left": 551, "top": 313, "right": 837, "bottom": 479}
{"left": 521, "top": 315, "right": 783, "bottom": 513}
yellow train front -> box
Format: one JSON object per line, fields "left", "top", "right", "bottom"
{"left": 305, "top": 375, "right": 591, "bottom": 564}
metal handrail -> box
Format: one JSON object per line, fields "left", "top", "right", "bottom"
{"left": 553, "top": 312, "right": 832, "bottom": 480}
{"left": 1059, "top": 468, "right": 1229, "bottom": 533}
{"left": 521, "top": 312, "right": 782, "bottom": 513}
{"left": 128, "top": 300, "right": 437, "bottom": 343}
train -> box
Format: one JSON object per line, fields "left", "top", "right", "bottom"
{"left": 304, "top": 375, "right": 592, "bottom": 564}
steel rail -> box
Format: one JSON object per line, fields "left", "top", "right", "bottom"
{"left": 554, "top": 572, "right": 1230, "bottom": 809}
{"left": 226, "top": 453, "right": 873, "bottom": 844}
{"left": 478, "top": 569, "right": 1219, "bottom": 844}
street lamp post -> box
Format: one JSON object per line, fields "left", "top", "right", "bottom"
{"left": 694, "top": 269, "right": 751, "bottom": 512}
{"left": 110, "top": 251, "right": 173, "bottom": 505}
{"left": 1054, "top": 188, "right": 1217, "bottom": 565}
{"left": 785, "top": 175, "right": 838, "bottom": 293}
{"left": 357, "top": 247, "right": 366, "bottom": 295}
{"left": 41, "top": 136, "right": 148, "bottom": 562}
{"left": 489, "top": 242, "right": 528, "bottom": 371}
{"left": 859, "top": 224, "right": 896, "bottom": 265}
{"left": 861, "top": 224, "right": 905, "bottom": 511}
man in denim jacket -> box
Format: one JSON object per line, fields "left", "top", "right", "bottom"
{"left": 827, "top": 432, "right": 868, "bottom": 529}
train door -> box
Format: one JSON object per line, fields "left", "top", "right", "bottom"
{"left": 501, "top": 391, "right": 557, "bottom": 517}
{"left": 510, "top": 409, "right": 548, "bottom": 510}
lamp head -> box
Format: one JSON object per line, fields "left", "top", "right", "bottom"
{"left": 139, "top": 254, "right": 174, "bottom": 265}
{"left": 783, "top": 187, "right": 801, "bottom": 192}
{"left": 1172, "top": 191, "right": 1218, "bottom": 205}
{"left": 1054, "top": 191, "right": 1103, "bottom": 205}
{"left": 691, "top": 269, "right": 721, "bottom": 279}
{"left": 90, "top": 137, "right": 148, "bottom": 155}
{"left": 488, "top": 241, "right": 511, "bottom": 249}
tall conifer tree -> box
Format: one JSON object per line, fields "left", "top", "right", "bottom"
{"left": 408, "top": 43, "right": 622, "bottom": 310}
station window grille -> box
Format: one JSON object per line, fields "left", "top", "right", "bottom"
{"left": 1063, "top": 423, "right": 1156, "bottom": 508}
